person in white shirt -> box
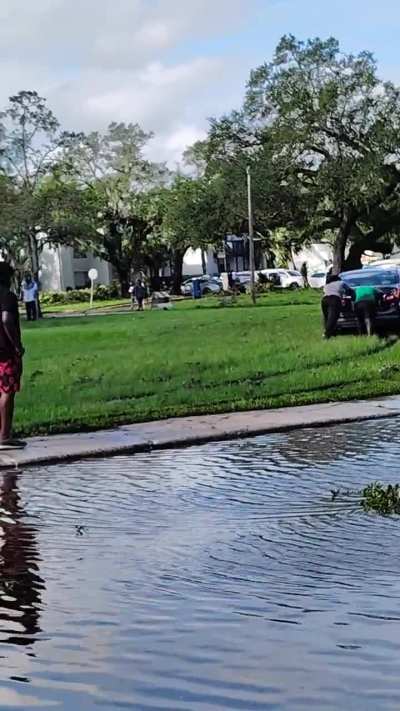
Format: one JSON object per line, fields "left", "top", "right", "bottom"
{"left": 321, "top": 273, "right": 347, "bottom": 339}
{"left": 21, "top": 273, "right": 38, "bottom": 321}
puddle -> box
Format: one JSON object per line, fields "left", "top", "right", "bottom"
{"left": 1, "top": 419, "right": 400, "bottom": 709}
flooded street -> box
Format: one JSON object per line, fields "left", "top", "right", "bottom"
{"left": 1, "top": 419, "right": 400, "bottom": 709}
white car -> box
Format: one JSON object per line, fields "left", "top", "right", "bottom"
{"left": 180, "top": 275, "right": 222, "bottom": 297}
{"left": 260, "top": 269, "right": 304, "bottom": 289}
{"left": 308, "top": 270, "right": 328, "bottom": 289}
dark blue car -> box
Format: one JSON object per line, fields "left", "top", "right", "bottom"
{"left": 338, "top": 266, "right": 400, "bottom": 330}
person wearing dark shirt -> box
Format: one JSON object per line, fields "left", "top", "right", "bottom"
{"left": 134, "top": 279, "right": 146, "bottom": 311}
{"left": 0, "top": 264, "right": 25, "bottom": 449}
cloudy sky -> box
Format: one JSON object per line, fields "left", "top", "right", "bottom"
{"left": 1, "top": 0, "right": 400, "bottom": 164}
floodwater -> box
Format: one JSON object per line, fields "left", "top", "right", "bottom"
{"left": 1, "top": 419, "right": 400, "bottom": 710}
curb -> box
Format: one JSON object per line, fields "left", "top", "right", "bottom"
{"left": 2, "top": 395, "right": 400, "bottom": 470}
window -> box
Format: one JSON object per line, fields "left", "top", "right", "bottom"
{"left": 343, "top": 270, "right": 398, "bottom": 287}
{"left": 74, "top": 271, "right": 89, "bottom": 288}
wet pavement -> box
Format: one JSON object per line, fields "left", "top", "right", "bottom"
{"left": 3, "top": 395, "right": 400, "bottom": 468}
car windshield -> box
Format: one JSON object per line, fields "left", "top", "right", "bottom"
{"left": 288, "top": 271, "right": 301, "bottom": 277}
{"left": 312, "top": 272, "right": 325, "bottom": 278}
{"left": 342, "top": 270, "right": 398, "bottom": 287}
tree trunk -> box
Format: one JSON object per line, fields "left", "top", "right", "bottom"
{"left": 345, "top": 234, "right": 393, "bottom": 271}
{"left": 201, "top": 249, "right": 207, "bottom": 275}
{"left": 172, "top": 249, "right": 185, "bottom": 295}
{"left": 332, "top": 208, "right": 353, "bottom": 274}
{"left": 29, "top": 232, "right": 43, "bottom": 318}
{"left": 345, "top": 242, "right": 365, "bottom": 271}
{"left": 115, "top": 265, "right": 130, "bottom": 297}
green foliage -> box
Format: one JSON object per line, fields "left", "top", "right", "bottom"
{"left": 361, "top": 483, "right": 400, "bottom": 515}
{"left": 4, "top": 36, "right": 400, "bottom": 292}
{"left": 0, "top": 91, "right": 68, "bottom": 273}
{"left": 40, "top": 282, "right": 120, "bottom": 305}
{"left": 60, "top": 123, "right": 168, "bottom": 292}
{"left": 331, "top": 482, "right": 400, "bottom": 515}
{"left": 204, "top": 35, "right": 400, "bottom": 272}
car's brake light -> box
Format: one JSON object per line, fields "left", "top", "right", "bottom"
{"left": 383, "top": 287, "right": 400, "bottom": 301}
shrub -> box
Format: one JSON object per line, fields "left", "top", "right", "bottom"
{"left": 40, "top": 281, "right": 121, "bottom": 305}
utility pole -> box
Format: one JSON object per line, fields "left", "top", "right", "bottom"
{"left": 246, "top": 165, "right": 257, "bottom": 305}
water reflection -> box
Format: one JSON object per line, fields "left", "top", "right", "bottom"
{"left": 0, "top": 471, "right": 44, "bottom": 648}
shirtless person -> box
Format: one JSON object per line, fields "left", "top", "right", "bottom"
{"left": 0, "top": 264, "right": 25, "bottom": 449}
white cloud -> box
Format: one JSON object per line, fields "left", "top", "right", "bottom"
{"left": 0, "top": 0, "right": 259, "bottom": 164}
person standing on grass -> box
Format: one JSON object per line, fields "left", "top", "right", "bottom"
{"left": 0, "top": 264, "right": 25, "bottom": 449}
{"left": 321, "top": 273, "right": 347, "bottom": 339}
{"left": 21, "top": 273, "right": 38, "bottom": 321}
{"left": 301, "top": 262, "right": 309, "bottom": 288}
{"left": 134, "top": 278, "right": 146, "bottom": 311}
{"left": 353, "top": 284, "right": 380, "bottom": 336}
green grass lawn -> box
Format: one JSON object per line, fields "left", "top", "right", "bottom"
{"left": 15, "top": 290, "right": 400, "bottom": 436}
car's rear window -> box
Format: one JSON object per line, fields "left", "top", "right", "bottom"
{"left": 312, "top": 272, "right": 325, "bottom": 278}
{"left": 342, "top": 270, "right": 399, "bottom": 287}
{"left": 288, "top": 271, "right": 301, "bottom": 277}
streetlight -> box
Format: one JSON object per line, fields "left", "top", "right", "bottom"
{"left": 246, "top": 165, "right": 257, "bottom": 305}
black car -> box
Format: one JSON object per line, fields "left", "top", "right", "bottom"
{"left": 338, "top": 266, "right": 400, "bottom": 330}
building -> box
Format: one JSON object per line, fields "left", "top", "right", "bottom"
{"left": 39, "top": 239, "right": 335, "bottom": 292}
{"left": 291, "top": 243, "right": 333, "bottom": 273}
{"left": 40, "top": 245, "right": 114, "bottom": 291}
{"left": 40, "top": 245, "right": 218, "bottom": 291}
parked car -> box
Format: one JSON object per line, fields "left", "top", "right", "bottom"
{"left": 230, "top": 271, "right": 252, "bottom": 292}
{"left": 180, "top": 275, "right": 222, "bottom": 297}
{"left": 309, "top": 270, "right": 328, "bottom": 289}
{"left": 260, "top": 269, "right": 305, "bottom": 289}
{"left": 338, "top": 266, "right": 400, "bottom": 330}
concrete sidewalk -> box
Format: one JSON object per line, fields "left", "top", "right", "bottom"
{"left": 1, "top": 395, "right": 400, "bottom": 469}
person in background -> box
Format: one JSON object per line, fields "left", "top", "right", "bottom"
{"left": 301, "top": 262, "right": 309, "bottom": 288}
{"left": 353, "top": 284, "right": 380, "bottom": 336}
{"left": 21, "top": 273, "right": 38, "bottom": 321}
{"left": 128, "top": 282, "right": 135, "bottom": 310}
{"left": 134, "top": 278, "right": 146, "bottom": 311}
{"left": 321, "top": 273, "right": 347, "bottom": 339}
{"left": 0, "top": 264, "right": 25, "bottom": 449}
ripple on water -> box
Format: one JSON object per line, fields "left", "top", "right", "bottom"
{"left": 0, "top": 419, "right": 400, "bottom": 709}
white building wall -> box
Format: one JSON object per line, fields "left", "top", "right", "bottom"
{"left": 40, "top": 245, "right": 113, "bottom": 291}
{"left": 292, "top": 243, "right": 333, "bottom": 272}
{"left": 182, "top": 248, "right": 219, "bottom": 276}
{"left": 93, "top": 256, "right": 113, "bottom": 284}
{"left": 39, "top": 246, "right": 63, "bottom": 291}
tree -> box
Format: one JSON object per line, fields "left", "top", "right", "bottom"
{"left": 0, "top": 175, "right": 30, "bottom": 272}
{"left": 154, "top": 175, "right": 230, "bottom": 293}
{"left": 244, "top": 36, "right": 400, "bottom": 272}
{"left": 0, "top": 91, "right": 67, "bottom": 276}
{"left": 185, "top": 115, "right": 312, "bottom": 272}
{"left": 62, "top": 123, "right": 168, "bottom": 294}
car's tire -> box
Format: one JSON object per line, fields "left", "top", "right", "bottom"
{"left": 289, "top": 282, "right": 300, "bottom": 290}
{"left": 203, "top": 288, "right": 211, "bottom": 295}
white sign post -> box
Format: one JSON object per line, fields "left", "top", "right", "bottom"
{"left": 88, "top": 268, "right": 98, "bottom": 308}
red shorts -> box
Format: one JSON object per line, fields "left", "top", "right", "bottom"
{"left": 0, "top": 359, "right": 22, "bottom": 394}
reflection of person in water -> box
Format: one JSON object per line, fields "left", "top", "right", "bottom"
{"left": 0, "top": 472, "right": 44, "bottom": 647}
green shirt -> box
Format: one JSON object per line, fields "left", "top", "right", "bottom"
{"left": 354, "top": 285, "right": 378, "bottom": 303}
